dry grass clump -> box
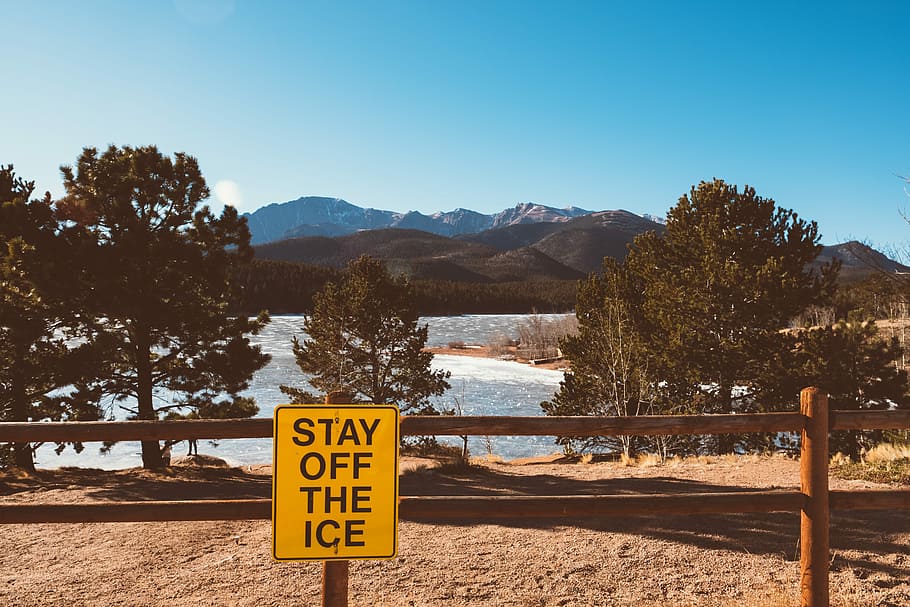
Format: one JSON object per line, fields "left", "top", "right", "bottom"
{"left": 830, "top": 442, "right": 910, "bottom": 485}
{"left": 666, "top": 454, "right": 716, "bottom": 467}
{"left": 619, "top": 452, "right": 664, "bottom": 467}
{"left": 636, "top": 453, "right": 662, "bottom": 467}
{"left": 863, "top": 442, "right": 910, "bottom": 463}
{"left": 669, "top": 453, "right": 752, "bottom": 467}
{"left": 830, "top": 452, "right": 852, "bottom": 467}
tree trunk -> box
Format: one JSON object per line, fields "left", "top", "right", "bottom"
{"left": 135, "top": 332, "right": 163, "bottom": 469}
{"left": 12, "top": 442, "right": 36, "bottom": 474}
{"left": 620, "top": 435, "right": 633, "bottom": 459}
{"left": 714, "top": 380, "right": 737, "bottom": 454}
{"left": 10, "top": 366, "right": 36, "bottom": 473}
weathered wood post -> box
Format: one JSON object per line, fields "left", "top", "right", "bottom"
{"left": 800, "top": 387, "right": 829, "bottom": 607}
{"left": 322, "top": 390, "right": 352, "bottom": 607}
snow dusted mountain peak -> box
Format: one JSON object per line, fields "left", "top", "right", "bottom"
{"left": 641, "top": 213, "right": 667, "bottom": 225}
{"left": 243, "top": 196, "right": 649, "bottom": 244}
{"left": 490, "top": 202, "right": 591, "bottom": 229}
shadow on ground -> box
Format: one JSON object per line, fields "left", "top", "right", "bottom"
{"left": 397, "top": 462, "right": 909, "bottom": 582}
{"left": 1, "top": 461, "right": 906, "bottom": 582}
{"left": 0, "top": 465, "right": 272, "bottom": 501}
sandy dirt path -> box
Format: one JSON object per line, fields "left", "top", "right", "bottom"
{"left": 1, "top": 455, "right": 907, "bottom": 607}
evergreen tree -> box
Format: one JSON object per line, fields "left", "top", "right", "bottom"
{"left": 626, "top": 180, "right": 837, "bottom": 440}
{"left": 0, "top": 165, "right": 101, "bottom": 472}
{"left": 59, "top": 145, "right": 270, "bottom": 469}
{"left": 541, "top": 259, "right": 694, "bottom": 457}
{"left": 793, "top": 320, "right": 907, "bottom": 456}
{"left": 281, "top": 256, "right": 450, "bottom": 412}
{"left": 543, "top": 260, "right": 669, "bottom": 455}
{"left": 549, "top": 180, "right": 844, "bottom": 456}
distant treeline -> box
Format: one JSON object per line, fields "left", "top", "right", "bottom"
{"left": 232, "top": 256, "right": 910, "bottom": 322}
{"left": 231, "top": 259, "right": 341, "bottom": 314}
{"left": 231, "top": 259, "right": 577, "bottom": 316}
{"left": 411, "top": 279, "right": 577, "bottom": 315}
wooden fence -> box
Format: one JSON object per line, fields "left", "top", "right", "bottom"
{"left": 1, "top": 388, "right": 909, "bottom": 607}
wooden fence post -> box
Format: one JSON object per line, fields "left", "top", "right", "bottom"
{"left": 800, "top": 387, "right": 829, "bottom": 607}
{"left": 322, "top": 560, "right": 349, "bottom": 607}
{"left": 322, "top": 390, "right": 353, "bottom": 607}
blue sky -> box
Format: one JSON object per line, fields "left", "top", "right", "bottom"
{"left": 2, "top": 0, "right": 909, "bottom": 246}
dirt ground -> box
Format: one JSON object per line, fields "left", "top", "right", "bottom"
{"left": 1, "top": 454, "right": 907, "bottom": 607}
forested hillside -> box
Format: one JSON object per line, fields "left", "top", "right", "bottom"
{"left": 238, "top": 217, "right": 908, "bottom": 317}
{"left": 253, "top": 228, "right": 586, "bottom": 282}
{"left": 230, "top": 258, "right": 576, "bottom": 315}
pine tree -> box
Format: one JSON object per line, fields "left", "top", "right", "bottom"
{"left": 549, "top": 180, "right": 838, "bottom": 455}
{"left": 0, "top": 165, "right": 101, "bottom": 472}
{"left": 626, "top": 180, "right": 837, "bottom": 439}
{"left": 59, "top": 145, "right": 270, "bottom": 469}
{"left": 541, "top": 259, "right": 692, "bottom": 457}
{"left": 794, "top": 320, "right": 907, "bottom": 456}
{"left": 281, "top": 256, "right": 450, "bottom": 412}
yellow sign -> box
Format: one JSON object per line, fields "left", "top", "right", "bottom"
{"left": 272, "top": 404, "right": 399, "bottom": 561}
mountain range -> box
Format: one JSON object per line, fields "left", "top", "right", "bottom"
{"left": 249, "top": 197, "right": 900, "bottom": 283}
{"left": 243, "top": 197, "right": 597, "bottom": 244}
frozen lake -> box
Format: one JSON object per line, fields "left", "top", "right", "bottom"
{"left": 34, "top": 314, "right": 570, "bottom": 469}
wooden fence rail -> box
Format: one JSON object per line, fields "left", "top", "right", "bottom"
{"left": 0, "top": 412, "right": 807, "bottom": 442}
{"left": 2, "top": 409, "right": 906, "bottom": 444}
{"left": 2, "top": 390, "right": 909, "bottom": 607}
{"left": 2, "top": 489, "right": 907, "bottom": 525}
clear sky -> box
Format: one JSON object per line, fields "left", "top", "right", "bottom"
{"left": 2, "top": 0, "right": 909, "bottom": 246}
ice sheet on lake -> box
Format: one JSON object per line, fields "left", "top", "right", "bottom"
{"left": 432, "top": 354, "right": 563, "bottom": 384}
{"left": 35, "top": 315, "right": 568, "bottom": 469}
